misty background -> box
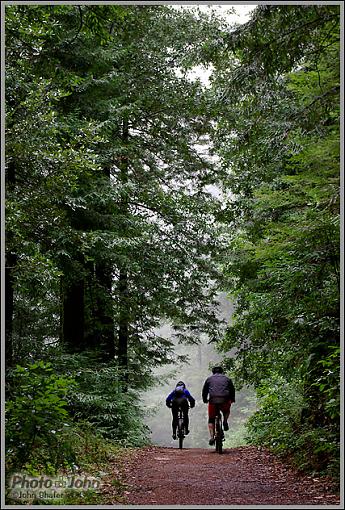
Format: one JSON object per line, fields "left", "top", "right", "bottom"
{"left": 139, "top": 5, "right": 259, "bottom": 450}
{"left": 142, "top": 294, "right": 257, "bottom": 448}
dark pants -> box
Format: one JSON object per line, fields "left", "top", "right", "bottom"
{"left": 171, "top": 398, "right": 189, "bottom": 433}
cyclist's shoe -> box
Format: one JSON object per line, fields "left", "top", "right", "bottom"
{"left": 223, "top": 420, "right": 229, "bottom": 431}
{"left": 172, "top": 433, "right": 177, "bottom": 440}
{"left": 185, "top": 429, "right": 190, "bottom": 435}
{"left": 209, "top": 437, "right": 215, "bottom": 446}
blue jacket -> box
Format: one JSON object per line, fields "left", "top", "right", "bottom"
{"left": 166, "top": 388, "right": 195, "bottom": 407}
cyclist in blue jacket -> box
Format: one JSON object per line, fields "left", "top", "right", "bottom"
{"left": 166, "top": 381, "right": 195, "bottom": 440}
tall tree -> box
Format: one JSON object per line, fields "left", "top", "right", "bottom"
{"left": 5, "top": 5, "right": 225, "bottom": 382}
{"left": 210, "top": 4, "right": 340, "bottom": 472}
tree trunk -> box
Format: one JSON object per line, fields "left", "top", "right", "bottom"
{"left": 5, "top": 251, "right": 16, "bottom": 367}
{"left": 62, "top": 277, "right": 85, "bottom": 351}
{"left": 117, "top": 117, "right": 130, "bottom": 388}
{"left": 95, "top": 262, "right": 115, "bottom": 359}
{"left": 118, "top": 269, "right": 129, "bottom": 387}
{"left": 5, "top": 160, "right": 16, "bottom": 367}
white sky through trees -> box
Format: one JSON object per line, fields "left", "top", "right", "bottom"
{"left": 172, "top": 3, "right": 257, "bottom": 21}
{"left": 173, "top": 4, "right": 258, "bottom": 85}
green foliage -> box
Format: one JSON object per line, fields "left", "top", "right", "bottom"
{"left": 311, "top": 345, "right": 340, "bottom": 423}
{"left": 211, "top": 4, "right": 340, "bottom": 479}
{"left": 245, "top": 374, "right": 305, "bottom": 452}
{"left": 245, "top": 373, "right": 339, "bottom": 477}
{"left": 5, "top": 358, "right": 131, "bottom": 505}
{"left": 5, "top": 2, "right": 340, "bottom": 484}
{"left": 55, "top": 422, "right": 130, "bottom": 505}
{"left": 61, "top": 421, "right": 122, "bottom": 473}
{"left": 6, "top": 3, "right": 225, "bottom": 369}
{"left": 6, "top": 361, "right": 75, "bottom": 473}
{"left": 54, "top": 352, "right": 151, "bottom": 446}
{"left": 5, "top": 420, "right": 126, "bottom": 505}
{"left": 5, "top": 5, "right": 230, "bottom": 481}
{"left": 302, "top": 343, "right": 341, "bottom": 443}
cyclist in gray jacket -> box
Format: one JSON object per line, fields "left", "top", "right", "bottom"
{"left": 202, "top": 366, "right": 235, "bottom": 445}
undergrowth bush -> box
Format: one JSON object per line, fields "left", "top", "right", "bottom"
{"left": 5, "top": 353, "right": 151, "bottom": 505}
{"left": 245, "top": 373, "right": 339, "bottom": 478}
{"left": 55, "top": 351, "right": 151, "bottom": 446}
{"left": 5, "top": 358, "right": 134, "bottom": 505}
{"left": 5, "top": 355, "right": 149, "bottom": 471}
{"left": 5, "top": 419, "right": 126, "bottom": 505}
{"left": 6, "top": 361, "right": 75, "bottom": 474}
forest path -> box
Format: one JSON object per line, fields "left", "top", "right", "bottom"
{"left": 106, "top": 445, "right": 340, "bottom": 506}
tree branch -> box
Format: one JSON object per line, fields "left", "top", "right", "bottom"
{"left": 64, "top": 6, "right": 84, "bottom": 47}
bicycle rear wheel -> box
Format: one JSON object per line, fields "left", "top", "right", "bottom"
{"left": 178, "top": 417, "right": 184, "bottom": 449}
{"left": 215, "top": 416, "right": 223, "bottom": 454}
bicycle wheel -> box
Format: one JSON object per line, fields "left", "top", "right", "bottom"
{"left": 215, "top": 416, "right": 223, "bottom": 454}
{"left": 178, "top": 417, "right": 184, "bottom": 449}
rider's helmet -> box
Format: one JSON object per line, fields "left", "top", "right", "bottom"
{"left": 212, "top": 366, "right": 224, "bottom": 374}
{"left": 176, "top": 381, "right": 186, "bottom": 388}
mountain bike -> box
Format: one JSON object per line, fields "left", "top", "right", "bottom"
{"left": 214, "top": 404, "right": 224, "bottom": 454}
{"left": 177, "top": 405, "right": 187, "bottom": 449}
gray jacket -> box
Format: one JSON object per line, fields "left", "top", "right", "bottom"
{"left": 202, "top": 373, "right": 235, "bottom": 404}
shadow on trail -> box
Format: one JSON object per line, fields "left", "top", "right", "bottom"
{"left": 161, "top": 445, "right": 234, "bottom": 454}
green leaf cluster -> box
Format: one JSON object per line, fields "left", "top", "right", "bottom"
{"left": 6, "top": 361, "right": 75, "bottom": 472}
{"left": 211, "top": 4, "right": 340, "bottom": 477}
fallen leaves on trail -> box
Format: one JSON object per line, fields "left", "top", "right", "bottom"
{"left": 102, "top": 445, "right": 340, "bottom": 506}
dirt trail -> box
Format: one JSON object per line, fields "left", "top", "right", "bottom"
{"left": 106, "top": 445, "right": 340, "bottom": 506}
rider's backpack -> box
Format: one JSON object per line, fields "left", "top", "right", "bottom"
{"left": 174, "top": 384, "right": 185, "bottom": 396}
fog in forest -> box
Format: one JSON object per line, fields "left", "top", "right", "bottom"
{"left": 142, "top": 294, "right": 257, "bottom": 448}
